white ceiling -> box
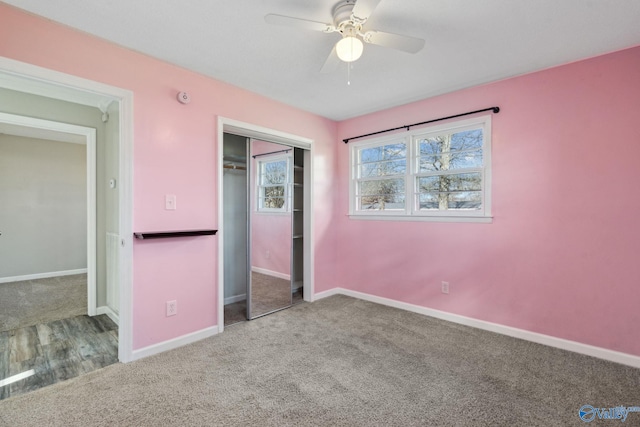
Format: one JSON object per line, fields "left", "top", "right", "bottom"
{"left": 4, "top": 0, "right": 640, "bottom": 121}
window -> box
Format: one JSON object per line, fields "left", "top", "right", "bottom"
{"left": 349, "top": 115, "right": 492, "bottom": 222}
{"left": 257, "top": 155, "right": 291, "bottom": 213}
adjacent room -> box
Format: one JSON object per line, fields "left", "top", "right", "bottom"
{"left": 1, "top": 1, "right": 639, "bottom": 425}
{"left": 0, "top": 90, "right": 121, "bottom": 400}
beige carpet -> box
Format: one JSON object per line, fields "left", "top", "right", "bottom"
{"left": 1, "top": 294, "right": 639, "bottom": 426}
{"left": 0, "top": 274, "right": 87, "bottom": 332}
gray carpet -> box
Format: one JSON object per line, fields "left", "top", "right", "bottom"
{"left": 224, "top": 272, "right": 305, "bottom": 325}
{"left": 0, "top": 274, "right": 87, "bottom": 333}
{"left": 1, "top": 295, "right": 639, "bottom": 426}
{"left": 250, "top": 271, "right": 293, "bottom": 317}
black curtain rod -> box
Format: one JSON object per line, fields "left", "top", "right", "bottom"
{"left": 252, "top": 148, "right": 291, "bottom": 158}
{"left": 343, "top": 106, "right": 500, "bottom": 144}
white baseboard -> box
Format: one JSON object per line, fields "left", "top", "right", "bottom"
{"left": 96, "top": 305, "right": 119, "bottom": 326}
{"left": 251, "top": 266, "right": 290, "bottom": 281}
{"left": 224, "top": 294, "right": 246, "bottom": 305}
{"left": 0, "top": 268, "right": 88, "bottom": 284}
{"left": 131, "top": 326, "right": 219, "bottom": 361}
{"left": 315, "top": 288, "right": 640, "bottom": 369}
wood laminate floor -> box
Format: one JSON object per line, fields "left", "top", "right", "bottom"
{"left": 0, "top": 314, "right": 118, "bottom": 401}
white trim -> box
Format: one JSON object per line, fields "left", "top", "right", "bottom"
{"left": 131, "top": 326, "right": 219, "bottom": 361}
{"left": 303, "top": 148, "right": 314, "bottom": 302}
{"left": 348, "top": 214, "right": 493, "bottom": 223}
{"left": 0, "top": 268, "right": 88, "bottom": 284}
{"left": 222, "top": 118, "right": 312, "bottom": 150}
{"left": 251, "top": 266, "right": 291, "bottom": 281}
{"left": 224, "top": 294, "right": 247, "bottom": 305}
{"left": 0, "top": 56, "right": 135, "bottom": 364}
{"left": 218, "top": 117, "right": 315, "bottom": 331}
{"left": 0, "top": 57, "right": 122, "bottom": 105}
{"left": 315, "top": 288, "right": 640, "bottom": 369}
{"left": 96, "top": 305, "right": 119, "bottom": 325}
{"left": 313, "top": 288, "right": 342, "bottom": 300}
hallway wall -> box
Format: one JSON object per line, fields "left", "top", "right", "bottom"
{"left": 0, "top": 135, "right": 87, "bottom": 278}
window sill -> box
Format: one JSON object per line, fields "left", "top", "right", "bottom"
{"left": 256, "top": 211, "right": 290, "bottom": 216}
{"left": 348, "top": 214, "right": 493, "bottom": 223}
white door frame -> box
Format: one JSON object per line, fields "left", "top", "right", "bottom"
{"left": 217, "top": 116, "right": 315, "bottom": 333}
{"left": 0, "top": 56, "right": 135, "bottom": 363}
{"left": 0, "top": 112, "right": 97, "bottom": 312}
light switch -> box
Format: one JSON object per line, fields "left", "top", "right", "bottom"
{"left": 165, "top": 194, "right": 177, "bottom": 210}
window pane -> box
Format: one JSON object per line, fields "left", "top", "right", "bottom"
{"left": 360, "top": 159, "right": 406, "bottom": 178}
{"left": 419, "top": 150, "right": 482, "bottom": 172}
{"left": 261, "top": 160, "right": 287, "bottom": 185}
{"left": 450, "top": 150, "right": 483, "bottom": 169}
{"left": 419, "top": 153, "right": 455, "bottom": 172}
{"left": 260, "top": 185, "right": 286, "bottom": 210}
{"left": 359, "top": 179, "right": 405, "bottom": 196}
{"left": 357, "top": 179, "right": 405, "bottom": 211}
{"left": 264, "top": 186, "right": 285, "bottom": 198}
{"left": 358, "top": 193, "right": 405, "bottom": 211}
{"left": 418, "top": 173, "right": 481, "bottom": 193}
{"left": 360, "top": 142, "right": 406, "bottom": 163}
{"left": 450, "top": 129, "right": 483, "bottom": 152}
{"left": 418, "top": 191, "right": 481, "bottom": 210}
{"left": 259, "top": 197, "right": 285, "bottom": 209}
{"left": 418, "top": 129, "right": 483, "bottom": 155}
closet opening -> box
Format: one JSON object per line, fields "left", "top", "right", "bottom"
{"left": 218, "top": 118, "right": 313, "bottom": 330}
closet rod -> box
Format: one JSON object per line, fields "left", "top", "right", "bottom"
{"left": 342, "top": 106, "right": 500, "bottom": 144}
{"left": 223, "top": 164, "right": 246, "bottom": 171}
{"left": 252, "top": 148, "right": 291, "bottom": 158}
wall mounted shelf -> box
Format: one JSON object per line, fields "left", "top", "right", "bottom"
{"left": 134, "top": 230, "right": 217, "bottom": 240}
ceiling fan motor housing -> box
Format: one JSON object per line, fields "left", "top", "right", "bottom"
{"left": 333, "top": 0, "right": 364, "bottom": 33}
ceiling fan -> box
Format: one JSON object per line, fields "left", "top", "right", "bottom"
{"left": 265, "top": 0, "right": 425, "bottom": 72}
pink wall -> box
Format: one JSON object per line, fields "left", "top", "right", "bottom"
{"left": 336, "top": 46, "right": 640, "bottom": 356}
{"left": 0, "top": 4, "right": 338, "bottom": 349}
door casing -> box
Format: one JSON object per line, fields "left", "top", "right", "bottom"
{"left": 0, "top": 56, "right": 135, "bottom": 362}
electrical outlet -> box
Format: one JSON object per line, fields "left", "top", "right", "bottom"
{"left": 441, "top": 281, "right": 449, "bottom": 294}
{"left": 166, "top": 300, "right": 177, "bottom": 316}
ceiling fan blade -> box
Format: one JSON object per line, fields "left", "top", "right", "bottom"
{"left": 265, "top": 14, "right": 334, "bottom": 32}
{"left": 363, "top": 30, "right": 425, "bottom": 54}
{"left": 352, "top": 0, "right": 383, "bottom": 20}
{"left": 320, "top": 46, "right": 341, "bottom": 73}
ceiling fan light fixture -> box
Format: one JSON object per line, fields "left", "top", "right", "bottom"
{"left": 336, "top": 36, "right": 364, "bottom": 62}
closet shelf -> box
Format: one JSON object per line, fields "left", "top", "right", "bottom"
{"left": 134, "top": 230, "right": 217, "bottom": 240}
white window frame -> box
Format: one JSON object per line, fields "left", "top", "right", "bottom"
{"left": 256, "top": 153, "right": 292, "bottom": 214}
{"left": 349, "top": 115, "right": 492, "bottom": 223}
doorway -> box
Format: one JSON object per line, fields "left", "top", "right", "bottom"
{"left": 0, "top": 57, "right": 134, "bottom": 365}
{"left": 218, "top": 118, "right": 314, "bottom": 330}
{"left": 0, "top": 113, "right": 98, "bottom": 314}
